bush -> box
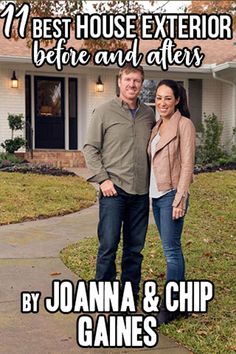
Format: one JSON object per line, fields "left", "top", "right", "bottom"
{"left": 7, "top": 114, "right": 24, "bottom": 135}
{"left": 230, "top": 127, "right": 236, "bottom": 162}
{"left": 0, "top": 152, "right": 23, "bottom": 168}
{"left": 1, "top": 113, "right": 26, "bottom": 154}
{"left": 1, "top": 137, "right": 25, "bottom": 154}
{"left": 196, "top": 113, "right": 227, "bottom": 165}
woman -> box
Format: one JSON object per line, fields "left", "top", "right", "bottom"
{"left": 149, "top": 80, "right": 196, "bottom": 325}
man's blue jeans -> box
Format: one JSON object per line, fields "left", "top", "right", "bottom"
{"left": 96, "top": 185, "right": 149, "bottom": 297}
{"left": 152, "top": 190, "right": 187, "bottom": 282}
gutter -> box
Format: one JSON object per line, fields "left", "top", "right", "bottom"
{"left": 0, "top": 55, "right": 32, "bottom": 63}
{"left": 213, "top": 62, "right": 236, "bottom": 72}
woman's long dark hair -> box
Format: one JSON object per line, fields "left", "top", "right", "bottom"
{"left": 156, "top": 79, "right": 190, "bottom": 118}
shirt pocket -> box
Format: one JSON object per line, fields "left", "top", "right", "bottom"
{"left": 105, "top": 120, "right": 133, "bottom": 142}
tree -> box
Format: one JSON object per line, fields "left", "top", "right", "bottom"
{"left": 87, "top": 1, "right": 169, "bottom": 54}
{"left": 0, "top": 0, "right": 85, "bottom": 47}
{"left": 196, "top": 112, "right": 226, "bottom": 165}
{"left": 0, "top": 0, "right": 168, "bottom": 52}
{"left": 84, "top": 0, "right": 147, "bottom": 54}
{"left": 187, "top": 1, "right": 236, "bottom": 29}
{"left": 1, "top": 114, "right": 26, "bottom": 154}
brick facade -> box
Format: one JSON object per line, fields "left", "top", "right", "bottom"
{"left": 19, "top": 150, "right": 86, "bottom": 168}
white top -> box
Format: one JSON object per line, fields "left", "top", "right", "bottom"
{"left": 149, "top": 132, "right": 172, "bottom": 199}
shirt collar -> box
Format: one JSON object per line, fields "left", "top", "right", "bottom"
{"left": 115, "top": 96, "right": 141, "bottom": 109}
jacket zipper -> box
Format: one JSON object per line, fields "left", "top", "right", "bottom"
{"left": 167, "top": 144, "right": 173, "bottom": 188}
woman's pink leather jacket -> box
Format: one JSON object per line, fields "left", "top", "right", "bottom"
{"left": 148, "top": 110, "right": 196, "bottom": 209}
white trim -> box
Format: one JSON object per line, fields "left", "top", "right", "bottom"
{"left": 64, "top": 77, "right": 69, "bottom": 150}
{"left": 212, "top": 71, "right": 236, "bottom": 142}
{"left": 0, "top": 55, "right": 216, "bottom": 73}
{"left": 213, "top": 62, "right": 236, "bottom": 72}
{"left": 77, "top": 76, "right": 87, "bottom": 150}
{"left": 77, "top": 78, "right": 80, "bottom": 150}
{"left": 31, "top": 74, "right": 69, "bottom": 150}
{"left": 1, "top": 54, "right": 236, "bottom": 74}
{"left": 26, "top": 72, "right": 85, "bottom": 151}
{"left": 31, "top": 74, "right": 35, "bottom": 149}
{"left": 0, "top": 56, "right": 32, "bottom": 63}
{"left": 25, "top": 71, "right": 79, "bottom": 78}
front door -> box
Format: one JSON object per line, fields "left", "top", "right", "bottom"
{"left": 35, "top": 76, "right": 65, "bottom": 149}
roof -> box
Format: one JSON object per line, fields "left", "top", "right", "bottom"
{"left": 0, "top": 21, "right": 236, "bottom": 66}
{"left": 139, "top": 37, "right": 236, "bottom": 65}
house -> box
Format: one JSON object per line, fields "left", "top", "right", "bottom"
{"left": 0, "top": 20, "right": 236, "bottom": 167}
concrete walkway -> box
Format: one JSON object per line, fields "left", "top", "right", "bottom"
{"left": 0, "top": 169, "right": 191, "bottom": 354}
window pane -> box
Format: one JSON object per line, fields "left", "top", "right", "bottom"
{"left": 140, "top": 80, "right": 158, "bottom": 104}
{"left": 69, "top": 78, "right": 78, "bottom": 150}
{"left": 69, "top": 79, "right": 77, "bottom": 119}
{"left": 189, "top": 79, "right": 202, "bottom": 131}
{"left": 36, "top": 79, "right": 61, "bottom": 117}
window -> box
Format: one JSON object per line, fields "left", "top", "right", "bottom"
{"left": 36, "top": 79, "right": 62, "bottom": 117}
{"left": 69, "top": 78, "right": 78, "bottom": 150}
{"left": 188, "top": 79, "right": 202, "bottom": 131}
{"left": 139, "top": 79, "right": 158, "bottom": 113}
{"left": 140, "top": 80, "right": 186, "bottom": 117}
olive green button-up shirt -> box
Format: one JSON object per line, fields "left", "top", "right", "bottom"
{"left": 83, "top": 97, "right": 156, "bottom": 195}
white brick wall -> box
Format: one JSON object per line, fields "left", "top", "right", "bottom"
{"left": 0, "top": 63, "right": 235, "bottom": 152}
{"left": 221, "top": 82, "right": 234, "bottom": 148}
{"left": 0, "top": 66, "right": 25, "bottom": 151}
{"left": 202, "top": 79, "right": 234, "bottom": 147}
{"left": 202, "top": 78, "right": 222, "bottom": 119}
{"left": 86, "top": 69, "right": 118, "bottom": 117}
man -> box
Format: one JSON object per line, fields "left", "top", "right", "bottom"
{"left": 83, "top": 64, "right": 155, "bottom": 303}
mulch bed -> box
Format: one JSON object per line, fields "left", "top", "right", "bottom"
{"left": 194, "top": 162, "right": 236, "bottom": 174}
{"left": 0, "top": 162, "right": 235, "bottom": 177}
{"left": 0, "top": 163, "right": 76, "bottom": 176}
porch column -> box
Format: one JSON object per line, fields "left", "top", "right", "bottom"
{"left": 77, "top": 76, "right": 88, "bottom": 150}
{"left": 65, "top": 77, "right": 69, "bottom": 150}
{"left": 31, "top": 75, "right": 35, "bottom": 149}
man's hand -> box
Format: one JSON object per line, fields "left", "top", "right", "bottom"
{"left": 100, "top": 180, "right": 118, "bottom": 197}
{"left": 172, "top": 206, "right": 185, "bottom": 220}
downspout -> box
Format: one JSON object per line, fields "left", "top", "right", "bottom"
{"left": 212, "top": 70, "right": 236, "bottom": 145}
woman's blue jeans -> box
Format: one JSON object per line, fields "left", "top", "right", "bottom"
{"left": 96, "top": 186, "right": 149, "bottom": 297}
{"left": 152, "top": 190, "right": 187, "bottom": 282}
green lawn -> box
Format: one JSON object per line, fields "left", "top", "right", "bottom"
{"left": 0, "top": 172, "right": 96, "bottom": 225}
{"left": 60, "top": 171, "right": 236, "bottom": 354}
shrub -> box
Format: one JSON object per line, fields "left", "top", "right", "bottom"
{"left": 7, "top": 114, "right": 24, "bottom": 137}
{"left": 1, "top": 137, "right": 26, "bottom": 154}
{"left": 230, "top": 127, "right": 236, "bottom": 162}
{"left": 1, "top": 113, "right": 26, "bottom": 154}
{"left": 196, "top": 113, "right": 227, "bottom": 165}
{"left": 0, "top": 152, "right": 23, "bottom": 168}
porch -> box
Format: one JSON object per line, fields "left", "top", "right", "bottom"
{"left": 18, "top": 150, "right": 86, "bottom": 168}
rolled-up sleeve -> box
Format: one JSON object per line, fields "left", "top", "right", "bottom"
{"left": 172, "top": 119, "right": 196, "bottom": 209}
{"left": 83, "top": 109, "right": 109, "bottom": 183}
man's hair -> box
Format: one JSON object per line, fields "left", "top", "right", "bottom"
{"left": 118, "top": 64, "right": 144, "bottom": 81}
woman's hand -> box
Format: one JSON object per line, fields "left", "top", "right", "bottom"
{"left": 172, "top": 206, "right": 185, "bottom": 220}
